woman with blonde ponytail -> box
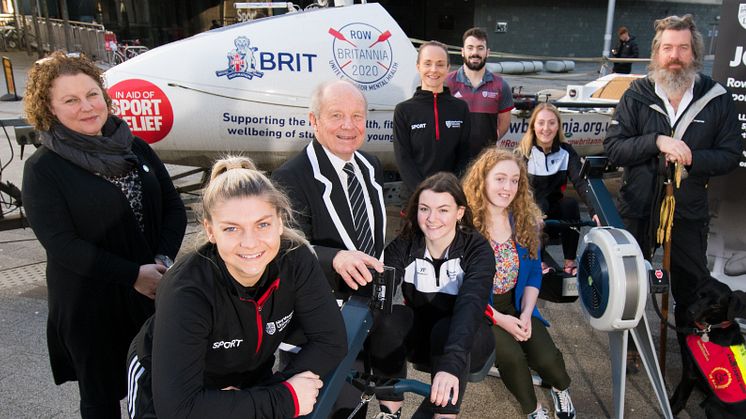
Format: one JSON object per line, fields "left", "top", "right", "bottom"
{"left": 127, "top": 156, "right": 347, "bottom": 419}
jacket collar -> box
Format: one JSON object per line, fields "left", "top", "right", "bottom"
{"left": 413, "top": 85, "right": 452, "bottom": 99}
{"left": 531, "top": 139, "right": 561, "bottom": 155}
{"left": 630, "top": 72, "right": 714, "bottom": 107}
{"left": 629, "top": 73, "right": 726, "bottom": 135}
{"left": 455, "top": 66, "right": 494, "bottom": 88}
{"left": 306, "top": 140, "right": 386, "bottom": 257}
{"left": 408, "top": 227, "right": 467, "bottom": 260}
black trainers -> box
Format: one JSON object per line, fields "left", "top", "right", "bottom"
{"left": 374, "top": 405, "right": 401, "bottom": 419}
{"left": 527, "top": 405, "right": 550, "bottom": 419}
{"left": 550, "top": 387, "right": 576, "bottom": 419}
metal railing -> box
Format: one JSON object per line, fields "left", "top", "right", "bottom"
{"left": 17, "top": 15, "right": 107, "bottom": 61}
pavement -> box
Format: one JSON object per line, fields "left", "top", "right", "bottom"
{"left": 0, "top": 50, "right": 710, "bottom": 418}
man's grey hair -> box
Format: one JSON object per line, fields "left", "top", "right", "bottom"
{"left": 309, "top": 79, "right": 368, "bottom": 117}
{"left": 650, "top": 14, "right": 704, "bottom": 70}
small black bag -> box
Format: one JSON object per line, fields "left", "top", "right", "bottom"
{"left": 538, "top": 270, "right": 578, "bottom": 303}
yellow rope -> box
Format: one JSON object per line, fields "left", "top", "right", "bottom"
{"left": 657, "top": 162, "right": 682, "bottom": 245}
{"left": 657, "top": 192, "right": 675, "bottom": 244}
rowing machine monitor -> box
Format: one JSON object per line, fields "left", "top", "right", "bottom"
{"left": 369, "top": 266, "right": 395, "bottom": 314}
{"left": 648, "top": 268, "right": 670, "bottom": 294}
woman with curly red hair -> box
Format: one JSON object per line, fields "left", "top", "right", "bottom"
{"left": 463, "top": 149, "right": 575, "bottom": 419}
{"left": 21, "top": 51, "right": 186, "bottom": 417}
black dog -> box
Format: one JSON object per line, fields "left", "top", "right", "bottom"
{"left": 669, "top": 279, "right": 746, "bottom": 418}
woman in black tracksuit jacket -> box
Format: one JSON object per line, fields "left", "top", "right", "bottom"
{"left": 127, "top": 157, "right": 347, "bottom": 419}
{"left": 393, "top": 41, "right": 471, "bottom": 198}
{"left": 516, "top": 103, "right": 597, "bottom": 275}
{"left": 381, "top": 172, "right": 495, "bottom": 418}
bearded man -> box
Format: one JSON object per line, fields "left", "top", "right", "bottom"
{"left": 604, "top": 15, "right": 741, "bottom": 331}
{"left": 446, "top": 27, "right": 514, "bottom": 159}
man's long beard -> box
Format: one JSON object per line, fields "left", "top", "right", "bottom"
{"left": 463, "top": 55, "right": 486, "bottom": 71}
{"left": 649, "top": 60, "right": 696, "bottom": 98}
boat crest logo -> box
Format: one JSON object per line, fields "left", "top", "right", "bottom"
{"left": 216, "top": 36, "right": 265, "bottom": 80}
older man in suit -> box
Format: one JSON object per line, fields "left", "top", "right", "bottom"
{"left": 272, "top": 80, "right": 410, "bottom": 419}
{"left": 273, "top": 80, "right": 386, "bottom": 295}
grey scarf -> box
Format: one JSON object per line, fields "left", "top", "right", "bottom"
{"left": 40, "top": 115, "right": 138, "bottom": 177}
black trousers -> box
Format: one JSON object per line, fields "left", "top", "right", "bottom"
{"left": 622, "top": 217, "right": 654, "bottom": 261}
{"left": 624, "top": 217, "right": 712, "bottom": 371}
{"left": 623, "top": 217, "right": 711, "bottom": 322}
{"left": 126, "top": 340, "right": 156, "bottom": 419}
{"left": 543, "top": 197, "right": 581, "bottom": 261}
{"left": 380, "top": 305, "right": 494, "bottom": 415}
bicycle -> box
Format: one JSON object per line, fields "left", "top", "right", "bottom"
{"left": 0, "top": 25, "right": 18, "bottom": 50}
{"left": 110, "top": 39, "right": 149, "bottom": 65}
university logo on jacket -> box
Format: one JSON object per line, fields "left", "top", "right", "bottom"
{"left": 405, "top": 256, "right": 464, "bottom": 295}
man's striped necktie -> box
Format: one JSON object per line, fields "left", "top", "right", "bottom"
{"left": 343, "top": 162, "right": 374, "bottom": 255}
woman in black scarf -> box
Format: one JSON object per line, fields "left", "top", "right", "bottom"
{"left": 21, "top": 51, "right": 187, "bottom": 418}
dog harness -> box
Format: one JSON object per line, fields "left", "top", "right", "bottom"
{"left": 686, "top": 334, "right": 746, "bottom": 403}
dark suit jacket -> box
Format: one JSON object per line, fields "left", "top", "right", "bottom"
{"left": 272, "top": 140, "right": 386, "bottom": 300}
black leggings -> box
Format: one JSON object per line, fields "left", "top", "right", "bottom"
{"left": 380, "top": 306, "right": 494, "bottom": 415}
{"left": 543, "top": 197, "right": 581, "bottom": 261}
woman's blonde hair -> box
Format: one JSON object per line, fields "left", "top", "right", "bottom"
{"left": 23, "top": 51, "right": 112, "bottom": 131}
{"left": 462, "top": 148, "right": 543, "bottom": 258}
{"left": 201, "top": 155, "right": 309, "bottom": 250}
{"left": 516, "top": 103, "right": 564, "bottom": 159}
{"left": 417, "top": 40, "right": 450, "bottom": 66}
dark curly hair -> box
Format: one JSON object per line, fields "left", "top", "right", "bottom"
{"left": 23, "top": 51, "right": 112, "bottom": 131}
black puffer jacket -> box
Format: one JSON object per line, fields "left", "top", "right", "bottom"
{"left": 604, "top": 74, "right": 742, "bottom": 220}
{"left": 611, "top": 36, "right": 639, "bottom": 74}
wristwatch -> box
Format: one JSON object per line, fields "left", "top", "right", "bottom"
{"left": 154, "top": 254, "right": 174, "bottom": 269}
